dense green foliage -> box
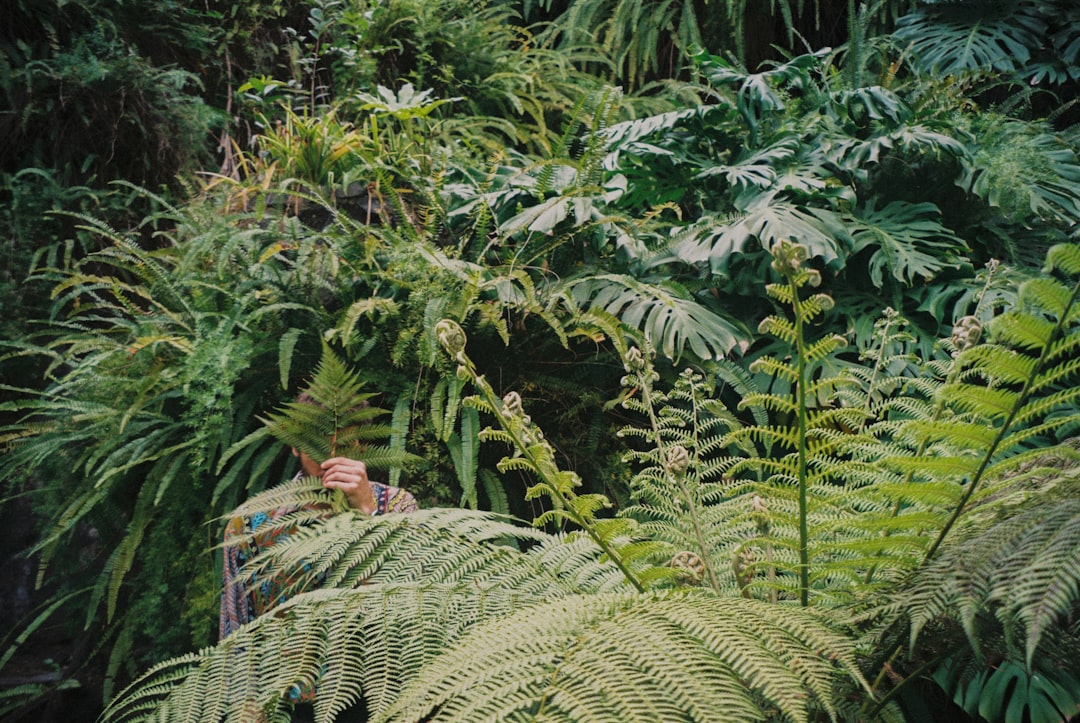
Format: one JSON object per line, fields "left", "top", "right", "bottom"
{"left": 2, "top": 0, "right": 1079, "bottom": 719}
{"left": 99, "top": 242, "right": 1080, "bottom": 721}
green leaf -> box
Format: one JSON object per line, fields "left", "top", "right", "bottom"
{"left": 848, "top": 201, "right": 968, "bottom": 286}
{"left": 278, "top": 327, "right": 304, "bottom": 391}
{"left": 566, "top": 274, "right": 746, "bottom": 360}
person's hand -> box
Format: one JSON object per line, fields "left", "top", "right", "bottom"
{"left": 319, "top": 457, "right": 377, "bottom": 514}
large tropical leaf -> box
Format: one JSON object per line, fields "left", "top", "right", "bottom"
{"left": 692, "top": 47, "right": 827, "bottom": 141}
{"left": 894, "top": 2, "right": 1046, "bottom": 76}
{"left": 967, "top": 123, "right": 1080, "bottom": 224}
{"left": 660, "top": 201, "right": 850, "bottom": 278}
{"left": 847, "top": 200, "right": 969, "bottom": 286}
{"left": 564, "top": 274, "right": 747, "bottom": 360}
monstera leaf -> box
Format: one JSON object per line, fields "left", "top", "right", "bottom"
{"left": 894, "top": 2, "right": 1046, "bottom": 76}
{"left": 661, "top": 201, "right": 850, "bottom": 278}
{"left": 847, "top": 200, "right": 969, "bottom": 286}
{"left": 563, "top": 274, "right": 747, "bottom": 360}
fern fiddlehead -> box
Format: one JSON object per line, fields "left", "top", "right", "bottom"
{"left": 435, "top": 319, "right": 654, "bottom": 592}
{"left": 617, "top": 344, "right": 728, "bottom": 594}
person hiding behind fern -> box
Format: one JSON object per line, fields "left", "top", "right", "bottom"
{"left": 219, "top": 352, "right": 421, "bottom": 642}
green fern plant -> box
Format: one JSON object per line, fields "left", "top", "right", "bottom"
{"left": 726, "top": 240, "right": 852, "bottom": 606}
{"left": 0, "top": 190, "right": 347, "bottom": 701}
{"left": 434, "top": 318, "right": 665, "bottom": 592}
{"left": 617, "top": 356, "right": 742, "bottom": 595}
{"left": 857, "top": 241, "right": 1080, "bottom": 717}
{"left": 260, "top": 344, "right": 420, "bottom": 471}
{"left": 95, "top": 240, "right": 1080, "bottom": 722}
{"left": 98, "top": 315, "right": 871, "bottom": 723}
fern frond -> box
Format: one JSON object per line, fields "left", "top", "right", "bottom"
{"left": 737, "top": 392, "right": 799, "bottom": 414}
{"left": 898, "top": 490, "right": 1080, "bottom": 669}
{"left": 1046, "top": 243, "right": 1080, "bottom": 276}
{"left": 261, "top": 344, "right": 422, "bottom": 471}
{"left": 106, "top": 505, "right": 634, "bottom": 722}
{"left": 918, "top": 242, "right": 1080, "bottom": 562}
{"left": 232, "top": 507, "right": 619, "bottom": 603}
{"left": 381, "top": 591, "right": 867, "bottom": 723}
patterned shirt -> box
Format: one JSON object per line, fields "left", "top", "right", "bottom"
{"left": 219, "top": 480, "right": 419, "bottom": 640}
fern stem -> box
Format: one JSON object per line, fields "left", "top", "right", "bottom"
{"left": 867, "top": 645, "right": 948, "bottom": 715}
{"left": 783, "top": 271, "right": 811, "bottom": 608}
{"left": 446, "top": 337, "right": 648, "bottom": 593}
{"left": 489, "top": 382, "right": 647, "bottom": 593}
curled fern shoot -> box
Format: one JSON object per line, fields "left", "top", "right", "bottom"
{"left": 436, "top": 319, "right": 653, "bottom": 592}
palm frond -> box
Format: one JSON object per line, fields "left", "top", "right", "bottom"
{"left": 563, "top": 273, "right": 748, "bottom": 361}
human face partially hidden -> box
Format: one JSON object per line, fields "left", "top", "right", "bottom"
{"left": 292, "top": 447, "right": 323, "bottom": 478}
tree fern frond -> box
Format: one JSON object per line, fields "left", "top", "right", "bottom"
{"left": 990, "top": 310, "right": 1056, "bottom": 352}
{"left": 915, "top": 242, "right": 1080, "bottom": 563}
{"left": 106, "top": 504, "right": 634, "bottom": 723}
{"left": 896, "top": 491, "right": 1080, "bottom": 669}
{"left": 103, "top": 583, "right": 553, "bottom": 723}
{"left": 951, "top": 343, "right": 1032, "bottom": 385}
{"left": 804, "top": 334, "right": 848, "bottom": 363}
{"left": 1010, "top": 388, "right": 1080, "bottom": 433}
{"left": 1041, "top": 335, "right": 1080, "bottom": 379}
{"left": 232, "top": 507, "right": 614, "bottom": 603}
{"left": 744, "top": 357, "right": 800, "bottom": 384}
{"left": 380, "top": 592, "right": 867, "bottom": 723}
{"left": 226, "top": 475, "right": 339, "bottom": 521}
{"left": 725, "top": 425, "right": 802, "bottom": 452}
{"left": 738, "top": 392, "right": 799, "bottom": 414}
{"left": 884, "top": 452, "right": 982, "bottom": 481}
{"left": 1046, "top": 242, "right": 1080, "bottom": 277}
{"left": 938, "top": 385, "right": 1019, "bottom": 420}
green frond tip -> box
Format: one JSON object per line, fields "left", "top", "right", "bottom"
{"left": 261, "top": 343, "right": 422, "bottom": 470}
{"left": 1045, "top": 242, "right": 1080, "bottom": 277}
